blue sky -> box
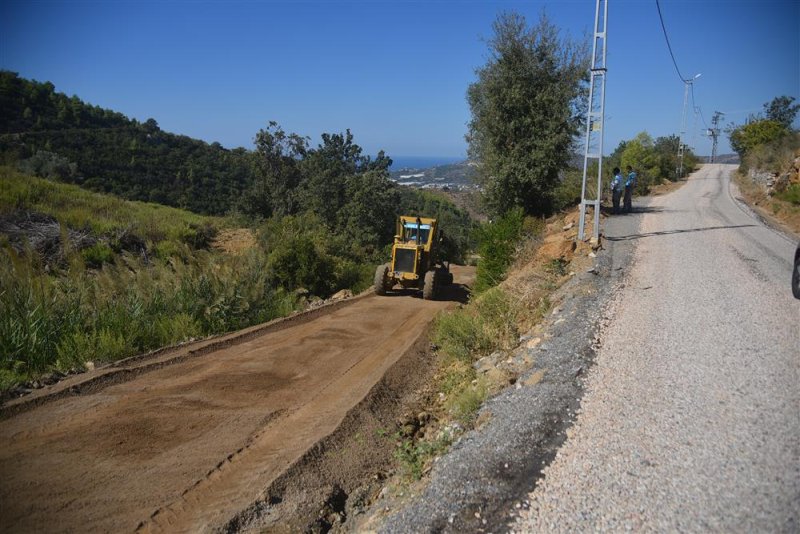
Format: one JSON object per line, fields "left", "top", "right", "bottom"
{"left": 1, "top": 0, "right": 798, "bottom": 158}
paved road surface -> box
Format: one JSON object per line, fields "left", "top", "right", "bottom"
{"left": 0, "top": 267, "right": 472, "bottom": 533}
{"left": 519, "top": 164, "right": 799, "bottom": 532}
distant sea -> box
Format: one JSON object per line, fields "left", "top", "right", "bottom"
{"left": 389, "top": 155, "right": 464, "bottom": 170}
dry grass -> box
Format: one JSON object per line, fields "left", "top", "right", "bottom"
{"left": 213, "top": 228, "right": 257, "bottom": 254}
{"left": 734, "top": 171, "right": 800, "bottom": 236}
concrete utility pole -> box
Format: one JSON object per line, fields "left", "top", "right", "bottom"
{"left": 677, "top": 73, "right": 701, "bottom": 179}
{"left": 578, "top": 0, "right": 608, "bottom": 243}
{"left": 708, "top": 111, "right": 724, "bottom": 163}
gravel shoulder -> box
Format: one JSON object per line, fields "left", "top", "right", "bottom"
{"left": 371, "top": 199, "right": 643, "bottom": 533}
{"left": 373, "top": 165, "right": 798, "bottom": 534}
{"left": 518, "top": 164, "right": 800, "bottom": 532}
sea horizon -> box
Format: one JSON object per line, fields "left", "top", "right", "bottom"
{"left": 389, "top": 155, "right": 465, "bottom": 170}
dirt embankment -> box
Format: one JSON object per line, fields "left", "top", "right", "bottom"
{"left": 0, "top": 267, "right": 473, "bottom": 533}
{"left": 733, "top": 152, "right": 800, "bottom": 236}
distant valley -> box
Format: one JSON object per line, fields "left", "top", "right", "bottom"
{"left": 390, "top": 159, "right": 478, "bottom": 191}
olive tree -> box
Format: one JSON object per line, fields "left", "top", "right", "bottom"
{"left": 466, "top": 11, "right": 588, "bottom": 216}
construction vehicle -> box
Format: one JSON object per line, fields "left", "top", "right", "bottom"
{"left": 374, "top": 216, "right": 453, "bottom": 300}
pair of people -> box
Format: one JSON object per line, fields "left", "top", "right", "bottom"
{"left": 611, "top": 166, "right": 637, "bottom": 214}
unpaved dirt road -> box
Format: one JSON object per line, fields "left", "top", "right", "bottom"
{"left": 519, "top": 165, "right": 799, "bottom": 531}
{"left": 0, "top": 266, "right": 473, "bottom": 533}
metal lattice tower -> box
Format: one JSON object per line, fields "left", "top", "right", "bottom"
{"left": 709, "top": 111, "right": 723, "bottom": 163}
{"left": 677, "top": 74, "right": 700, "bottom": 177}
{"left": 676, "top": 81, "right": 690, "bottom": 178}
{"left": 578, "top": 0, "right": 609, "bottom": 243}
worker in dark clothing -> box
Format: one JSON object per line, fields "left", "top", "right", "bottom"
{"left": 624, "top": 165, "right": 637, "bottom": 213}
{"left": 610, "top": 167, "right": 623, "bottom": 214}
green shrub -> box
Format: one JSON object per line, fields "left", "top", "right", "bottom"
{"left": 155, "top": 313, "right": 202, "bottom": 346}
{"left": 742, "top": 132, "right": 800, "bottom": 175}
{"left": 433, "top": 287, "right": 520, "bottom": 363}
{"left": 474, "top": 208, "right": 524, "bottom": 292}
{"left": 0, "top": 256, "right": 82, "bottom": 377}
{"left": 266, "top": 235, "right": 335, "bottom": 297}
{"left": 180, "top": 222, "right": 218, "bottom": 249}
{"left": 553, "top": 168, "right": 583, "bottom": 211}
{"left": 334, "top": 259, "right": 372, "bottom": 294}
{"left": 433, "top": 309, "right": 489, "bottom": 363}
{"left": 730, "top": 120, "right": 789, "bottom": 159}
{"left": 545, "top": 258, "right": 568, "bottom": 276}
{"left": 56, "top": 328, "right": 128, "bottom": 365}
{"left": 81, "top": 242, "right": 114, "bottom": 268}
{"left": 394, "top": 432, "right": 452, "bottom": 481}
{"left": 0, "top": 243, "right": 303, "bottom": 389}
{"left": 448, "top": 382, "right": 488, "bottom": 426}
{"left": 775, "top": 183, "right": 800, "bottom": 205}
{"left": 16, "top": 150, "right": 77, "bottom": 180}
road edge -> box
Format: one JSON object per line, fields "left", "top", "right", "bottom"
{"left": 0, "top": 291, "right": 375, "bottom": 419}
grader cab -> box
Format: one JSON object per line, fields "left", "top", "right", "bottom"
{"left": 374, "top": 216, "right": 453, "bottom": 300}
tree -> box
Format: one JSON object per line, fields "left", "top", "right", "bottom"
{"left": 241, "top": 121, "right": 308, "bottom": 218}
{"left": 466, "top": 11, "right": 588, "bottom": 216}
{"left": 337, "top": 170, "right": 399, "bottom": 253}
{"left": 622, "top": 132, "right": 658, "bottom": 172}
{"left": 763, "top": 96, "right": 800, "bottom": 129}
{"left": 729, "top": 120, "right": 787, "bottom": 157}
{"left": 653, "top": 135, "right": 679, "bottom": 178}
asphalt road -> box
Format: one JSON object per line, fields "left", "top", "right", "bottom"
{"left": 518, "top": 164, "right": 800, "bottom": 531}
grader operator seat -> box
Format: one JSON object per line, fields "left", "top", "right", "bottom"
{"left": 404, "top": 222, "right": 431, "bottom": 244}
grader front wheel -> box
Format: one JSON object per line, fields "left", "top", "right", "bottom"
{"left": 422, "top": 270, "right": 436, "bottom": 300}
{"left": 374, "top": 263, "right": 391, "bottom": 295}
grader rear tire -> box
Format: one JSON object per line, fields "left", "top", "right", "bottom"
{"left": 422, "top": 270, "right": 436, "bottom": 300}
{"left": 374, "top": 264, "right": 390, "bottom": 295}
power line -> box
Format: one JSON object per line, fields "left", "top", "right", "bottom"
{"left": 690, "top": 83, "right": 709, "bottom": 129}
{"left": 655, "top": 0, "right": 687, "bottom": 83}
{"left": 697, "top": 107, "right": 709, "bottom": 130}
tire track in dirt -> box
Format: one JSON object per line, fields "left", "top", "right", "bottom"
{"left": 0, "top": 267, "right": 473, "bottom": 533}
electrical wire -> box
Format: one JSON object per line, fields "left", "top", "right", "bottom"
{"left": 690, "top": 83, "right": 710, "bottom": 129}
{"left": 655, "top": 0, "right": 688, "bottom": 83}
{"left": 698, "top": 108, "right": 710, "bottom": 131}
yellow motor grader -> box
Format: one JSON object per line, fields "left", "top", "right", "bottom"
{"left": 374, "top": 216, "right": 453, "bottom": 300}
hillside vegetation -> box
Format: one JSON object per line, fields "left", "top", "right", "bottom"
{"left": 0, "top": 170, "right": 474, "bottom": 392}
{"left": 0, "top": 170, "right": 273, "bottom": 390}
{"left": 1, "top": 166, "right": 221, "bottom": 261}
{"left": 727, "top": 96, "right": 800, "bottom": 233}
{"left": 0, "top": 72, "right": 475, "bottom": 256}
{"left": 1, "top": 71, "right": 252, "bottom": 215}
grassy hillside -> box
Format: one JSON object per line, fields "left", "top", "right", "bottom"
{"left": 0, "top": 170, "right": 282, "bottom": 392}
{"left": 1, "top": 166, "right": 220, "bottom": 250}
{"left": 1, "top": 71, "right": 253, "bottom": 215}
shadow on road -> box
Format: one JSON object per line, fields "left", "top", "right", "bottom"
{"left": 601, "top": 205, "right": 684, "bottom": 216}
{"left": 607, "top": 224, "right": 757, "bottom": 242}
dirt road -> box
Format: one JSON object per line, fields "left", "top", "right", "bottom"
{"left": 0, "top": 266, "right": 473, "bottom": 533}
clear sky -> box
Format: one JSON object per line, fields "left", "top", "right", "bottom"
{"left": 1, "top": 0, "right": 798, "bottom": 158}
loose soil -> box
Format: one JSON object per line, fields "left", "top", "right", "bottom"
{"left": 0, "top": 266, "right": 474, "bottom": 533}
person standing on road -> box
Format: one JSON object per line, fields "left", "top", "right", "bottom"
{"left": 611, "top": 167, "right": 623, "bottom": 214}
{"left": 624, "top": 165, "right": 637, "bottom": 213}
